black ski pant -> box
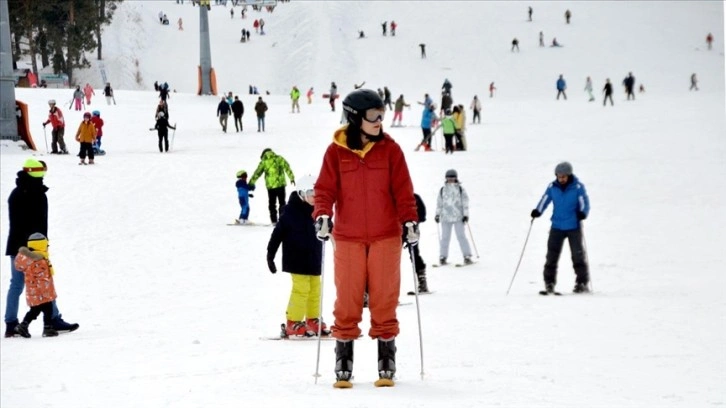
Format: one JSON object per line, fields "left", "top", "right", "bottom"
{"left": 421, "top": 128, "right": 432, "bottom": 147}
{"left": 158, "top": 134, "right": 169, "bottom": 152}
{"left": 557, "top": 90, "right": 567, "bottom": 100}
{"left": 603, "top": 94, "right": 614, "bottom": 106}
{"left": 626, "top": 87, "right": 635, "bottom": 100}
{"left": 543, "top": 227, "right": 589, "bottom": 286}
{"left": 267, "top": 186, "right": 286, "bottom": 223}
{"left": 444, "top": 133, "right": 455, "bottom": 153}
{"left": 402, "top": 227, "right": 426, "bottom": 276}
{"left": 472, "top": 110, "right": 480, "bottom": 123}
{"left": 22, "top": 301, "right": 53, "bottom": 325}
{"left": 234, "top": 115, "right": 243, "bottom": 131}
{"left": 78, "top": 142, "right": 95, "bottom": 160}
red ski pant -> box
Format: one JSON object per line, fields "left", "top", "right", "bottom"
{"left": 332, "top": 236, "right": 401, "bottom": 340}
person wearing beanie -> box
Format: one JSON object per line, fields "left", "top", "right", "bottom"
{"left": 4, "top": 159, "right": 79, "bottom": 338}
{"left": 249, "top": 148, "right": 295, "bottom": 225}
{"left": 234, "top": 170, "right": 255, "bottom": 224}
{"left": 435, "top": 169, "right": 474, "bottom": 265}
{"left": 313, "top": 89, "right": 418, "bottom": 387}
{"left": 75, "top": 112, "right": 97, "bottom": 165}
{"left": 12, "top": 233, "right": 60, "bottom": 338}
{"left": 531, "top": 161, "right": 591, "bottom": 294}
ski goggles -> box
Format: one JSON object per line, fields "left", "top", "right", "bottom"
{"left": 362, "top": 109, "right": 385, "bottom": 123}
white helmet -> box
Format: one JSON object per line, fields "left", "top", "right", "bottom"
{"left": 48, "top": 99, "right": 56, "bottom": 105}
{"left": 296, "top": 174, "right": 316, "bottom": 201}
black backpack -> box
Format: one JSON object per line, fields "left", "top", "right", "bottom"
{"left": 414, "top": 193, "right": 426, "bottom": 223}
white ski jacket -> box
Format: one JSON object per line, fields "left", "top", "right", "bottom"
{"left": 435, "top": 182, "right": 469, "bottom": 223}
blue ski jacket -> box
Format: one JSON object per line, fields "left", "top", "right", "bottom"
{"left": 556, "top": 78, "right": 567, "bottom": 91}
{"left": 534, "top": 175, "right": 590, "bottom": 231}
{"left": 421, "top": 107, "right": 434, "bottom": 129}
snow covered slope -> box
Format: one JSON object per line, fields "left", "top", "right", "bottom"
{"left": 1, "top": 2, "right": 725, "bottom": 407}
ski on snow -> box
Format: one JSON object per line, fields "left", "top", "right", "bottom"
{"left": 538, "top": 290, "right": 563, "bottom": 296}
{"left": 333, "top": 378, "right": 395, "bottom": 388}
{"left": 406, "top": 290, "right": 435, "bottom": 296}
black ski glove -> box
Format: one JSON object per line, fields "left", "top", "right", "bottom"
{"left": 249, "top": 193, "right": 254, "bottom": 198}
{"left": 267, "top": 254, "right": 277, "bottom": 274}
{"left": 434, "top": 215, "right": 440, "bottom": 223}
{"left": 462, "top": 216, "right": 468, "bottom": 223}
{"left": 531, "top": 209, "right": 541, "bottom": 218}
{"left": 577, "top": 211, "right": 587, "bottom": 220}
{"left": 315, "top": 215, "right": 333, "bottom": 241}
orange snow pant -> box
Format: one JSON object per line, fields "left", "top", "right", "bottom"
{"left": 332, "top": 236, "right": 401, "bottom": 340}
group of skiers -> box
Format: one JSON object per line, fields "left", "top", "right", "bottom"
{"left": 561, "top": 72, "right": 650, "bottom": 105}
{"left": 212, "top": 92, "right": 268, "bottom": 134}
{"left": 235, "top": 88, "right": 592, "bottom": 388}
{"left": 41, "top": 99, "right": 106, "bottom": 161}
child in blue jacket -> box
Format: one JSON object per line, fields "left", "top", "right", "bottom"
{"left": 235, "top": 170, "right": 255, "bottom": 224}
{"left": 531, "top": 161, "right": 590, "bottom": 294}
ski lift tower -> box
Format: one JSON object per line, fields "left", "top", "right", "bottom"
{"left": 198, "top": 0, "right": 217, "bottom": 95}
{"left": 0, "top": 0, "right": 19, "bottom": 140}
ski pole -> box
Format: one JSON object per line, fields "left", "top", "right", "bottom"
{"left": 42, "top": 126, "right": 49, "bottom": 154}
{"left": 466, "top": 222, "right": 480, "bottom": 259}
{"left": 506, "top": 218, "right": 535, "bottom": 295}
{"left": 313, "top": 242, "right": 326, "bottom": 384}
{"left": 409, "top": 244, "right": 425, "bottom": 380}
{"left": 170, "top": 124, "right": 177, "bottom": 151}
{"left": 581, "top": 222, "right": 593, "bottom": 292}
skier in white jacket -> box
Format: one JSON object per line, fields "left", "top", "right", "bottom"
{"left": 435, "top": 169, "right": 473, "bottom": 265}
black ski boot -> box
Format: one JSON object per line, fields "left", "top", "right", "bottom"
{"left": 334, "top": 340, "right": 354, "bottom": 383}
{"left": 545, "top": 282, "right": 555, "bottom": 294}
{"left": 5, "top": 321, "right": 19, "bottom": 338}
{"left": 14, "top": 321, "right": 31, "bottom": 338}
{"left": 43, "top": 324, "right": 59, "bottom": 337}
{"left": 573, "top": 282, "right": 590, "bottom": 293}
{"left": 417, "top": 270, "right": 429, "bottom": 293}
{"left": 377, "top": 337, "right": 396, "bottom": 380}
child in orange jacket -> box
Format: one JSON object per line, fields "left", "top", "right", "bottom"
{"left": 75, "top": 111, "right": 97, "bottom": 164}
{"left": 13, "top": 233, "right": 59, "bottom": 338}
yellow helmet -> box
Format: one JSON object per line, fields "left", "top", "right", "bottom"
{"left": 23, "top": 158, "right": 47, "bottom": 178}
{"left": 27, "top": 232, "right": 49, "bottom": 258}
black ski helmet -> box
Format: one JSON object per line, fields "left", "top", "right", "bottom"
{"left": 342, "top": 89, "right": 384, "bottom": 125}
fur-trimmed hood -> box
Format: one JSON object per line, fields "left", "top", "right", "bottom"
{"left": 17, "top": 246, "right": 44, "bottom": 260}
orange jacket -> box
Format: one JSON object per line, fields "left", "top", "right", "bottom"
{"left": 75, "top": 120, "right": 97, "bottom": 143}
{"left": 14, "top": 247, "right": 57, "bottom": 307}
{"left": 313, "top": 126, "right": 418, "bottom": 242}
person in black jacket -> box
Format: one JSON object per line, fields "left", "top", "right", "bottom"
{"left": 217, "top": 97, "right": 230, "bottom": 132}
{"left": 231, "top": 95, "right": 244, "bottom": 132}
{"left": 266, "top": 175, "right": 328, "bottom": 337}
{"left": 5, "top": 158, "right": 79, "bottom": 337}
{"left": 404, "top": 193, "right": 430, "bottom": 293}
{"left": 603, "top": 78, "right": 614, "bottom": 106}
{"left": 623, "top": 72, "right": 635, "bottom": 100}
{"left": 151, "top": 112, "right": 176, "bottom": 152}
